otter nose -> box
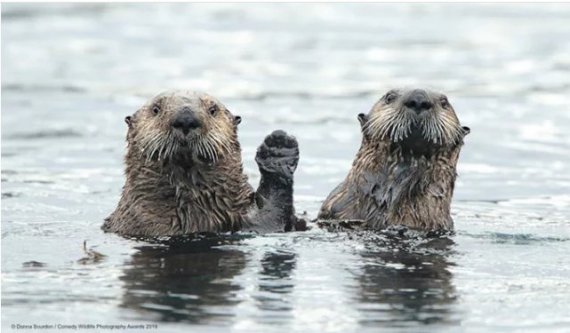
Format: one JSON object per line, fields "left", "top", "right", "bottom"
{"left": 404, "top": 90, "right": 433, "bottom": 114}
{"left": 172, "top": 109, "right": 201, "bottom": 135}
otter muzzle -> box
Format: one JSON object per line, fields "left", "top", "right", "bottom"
{"left": 172, "top": 110, "right": 201, "bottom": 135}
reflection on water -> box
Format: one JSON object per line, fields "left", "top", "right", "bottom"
{"left": 120, "top": 240, "right": 247, "bottom": 324}
{"left": 353, "top": 236, "right": 456, "bottom": 327}
{"left": 255, "top": 250, "right": 297, "bottom": 324}
{"left": 119, "top": 239, "right": 299, "bottom": 326}
{"left": 118, "top": 234, "right": 458, "bottom": 329}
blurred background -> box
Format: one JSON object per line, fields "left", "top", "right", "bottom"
{"left": 2, "top": 3, "right": 570, "bottom": 333}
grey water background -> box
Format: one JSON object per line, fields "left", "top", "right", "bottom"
{"left": 2, "top": 3, "right": 570, "bottom": 332}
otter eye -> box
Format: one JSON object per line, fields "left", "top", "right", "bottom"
{"left": 152, "top": 105, "right": 161, "bottom": 115}
{"left": 384, "top": 92, "right": 397, "bottom": 104}
{"left": 208, "top": 105, "right": 218, "bottom": 116}
{"left": 440, "top": 96, "right": 450, "bottom": 109}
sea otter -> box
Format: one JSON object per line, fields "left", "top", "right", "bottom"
{"left": 103, "top": 90, "right": 301, "bottom": 237}
{"left": 318, "top": 88, "right": 469, "bottom": 232}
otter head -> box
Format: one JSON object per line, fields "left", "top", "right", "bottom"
{"left": 359, "top": 88, "right": 470, "bottom": 156}
{"left": 125, "top": 90, "right": 242, "bottom": 164}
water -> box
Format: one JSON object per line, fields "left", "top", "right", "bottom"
{"left": 2, "top": 3, "right": 570, "bottom": 332}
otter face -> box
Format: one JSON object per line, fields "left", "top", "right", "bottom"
{"left": 126, "top": 90, "right": 241, "bottom": 163}
{"left": 361, "top": 88, "right": 469, "bottom": 153}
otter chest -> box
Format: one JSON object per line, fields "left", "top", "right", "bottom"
{"left": 170, "top": 174, "right": 241, "bottom": 233}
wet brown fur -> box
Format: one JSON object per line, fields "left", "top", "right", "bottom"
{"left": 103, "top": 90, "right": 298, "bottom": 237}
{"left": 319, "top": 88, "right": 469, "bottom": 232}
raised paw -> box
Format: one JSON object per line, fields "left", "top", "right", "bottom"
{"left": 255, "top": 130, "right": 299, "bottom": 178}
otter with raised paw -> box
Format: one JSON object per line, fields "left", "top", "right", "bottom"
{"left": 319, "top": 88, "right": 470, "bottom": 233}
{"left": 103, "top": 90, "right": 301, "bottom": 237}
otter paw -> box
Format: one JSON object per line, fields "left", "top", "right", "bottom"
{"left": 255, "top": 130, "right": 299, "bottom": 178}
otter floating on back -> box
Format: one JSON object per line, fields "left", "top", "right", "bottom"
{"left": 103, "top": 90, "right": 302, "bottom": 237}
{"left": 319, "top": 88, "right": 470, "bottom": 232}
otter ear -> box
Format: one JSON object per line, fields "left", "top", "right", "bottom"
{"left": 358, "top": 113, "right": 368, "bottom": 128}
{"left": 125, "top": 115, "right": 133, "bottom": 128}
{"left": 462, "top": 126, "right": 471, "bottom": 136}
{"left": 234, "top": 115, "right": 242, "bottom": 126}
